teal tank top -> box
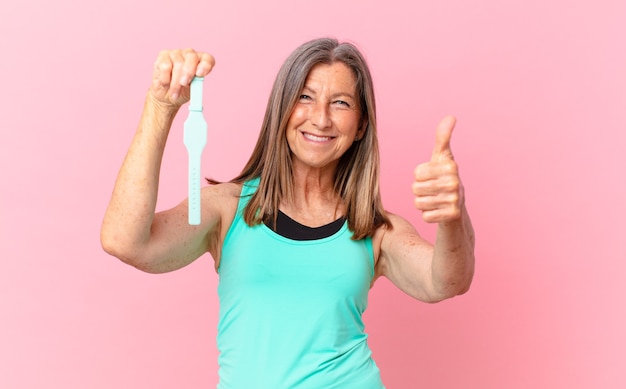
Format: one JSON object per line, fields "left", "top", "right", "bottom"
{"left": 217, "top": 178, "right": 385, "bottom": 388}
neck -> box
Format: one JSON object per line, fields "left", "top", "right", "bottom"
{"left": 281, "top": 164, "right": 343, "bottom": 226}
{"left": 291, "top": 161, "right": 337, "bottom": 195}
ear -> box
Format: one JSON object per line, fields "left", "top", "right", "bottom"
{"left": 355, "top": 119, "right": 368, "bottom": 141}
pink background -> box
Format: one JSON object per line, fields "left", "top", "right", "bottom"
{"left": 1, "top": 0, "right": 625, "bottom": 388}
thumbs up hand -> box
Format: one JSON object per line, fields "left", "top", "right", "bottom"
{"left": 412, "top": 116, "right": 464, "bottom": 223}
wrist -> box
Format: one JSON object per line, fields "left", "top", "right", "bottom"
{"left": 146, "top": 90, "right": 182, "bottom": 118}
{"left": 137, "top": 92, "right": 181, "bottom": 143}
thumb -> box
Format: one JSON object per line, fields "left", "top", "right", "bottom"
{"left": 431, "top": 115, "right": 456, "bottom": 161}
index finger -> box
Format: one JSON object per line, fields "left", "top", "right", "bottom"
{"left": 195, "top": 52, "right": 216, "bottom": 77}
{"left": 179, "top": 50, "right": 216, "bottom": 86}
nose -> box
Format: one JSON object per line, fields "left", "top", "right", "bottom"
{"left": 310, "top": 101, "right": 332, "bottom": 129}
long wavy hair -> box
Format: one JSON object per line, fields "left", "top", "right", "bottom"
{"left": 215, "top": 37, "right": 390, "bottom": 239}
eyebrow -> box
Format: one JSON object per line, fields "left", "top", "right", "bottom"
{"left": 301, "top": 85, "right": 357, "bottom": 102}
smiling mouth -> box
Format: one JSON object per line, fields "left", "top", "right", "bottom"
{"left": 303, "top": 132, "right": 336, "bottom": 142}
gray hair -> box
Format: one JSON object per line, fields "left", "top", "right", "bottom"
{"left": 231, "top": 37, "right": 390, "bottom": 239}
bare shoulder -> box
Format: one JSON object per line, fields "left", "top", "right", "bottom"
{"left": 203, "top": 181, "right": 242, "bottom": 201}
{"left": 372, "top": 213, "right": 420, "bottom": 251}
{"left": 202, "top": 181, "right": 242, "bottom": 232}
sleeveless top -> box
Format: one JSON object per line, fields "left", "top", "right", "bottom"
{"left": 217, "top": 178, "right": 385, "bottom": 389}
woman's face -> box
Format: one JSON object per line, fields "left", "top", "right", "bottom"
{"left": 286, "top": 62, "right": 363, "bottom": 172}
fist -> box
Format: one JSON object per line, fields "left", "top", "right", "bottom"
{"left": 412, "top": 116, "right": 464, "bottom": 223}
{"left": 150, "top": 49, "right": 216, "bottom": 108}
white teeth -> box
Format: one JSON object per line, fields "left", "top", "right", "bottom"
{"left": 303, "top": 133, "right": 332, "bottom": 141}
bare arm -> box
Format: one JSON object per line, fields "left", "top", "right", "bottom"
{"left": 375, "top": 116, "right": 475, "bottom": 302}
{"left": 100, "top": 49, "right": 219, "bottom": 273}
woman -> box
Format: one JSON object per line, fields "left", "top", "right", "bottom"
{"left": 101, "top": 38, "right": 475, "bottom": 388}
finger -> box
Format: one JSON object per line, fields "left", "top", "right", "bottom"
{"left": 412, "top": 177, "right": 447, "bottom": 197}
{"left": 153, "top": 50, "right": 173, "bottom": 88}
{"left": 413, "top": 195, "right": 441, "bottom": 211}
{"left": 416, "top": 199, "right": 462, "bottom": 223}
{"left": 414, "top": 189, "right": 460, "bottom": 208}
{"left": 168, "top": 50, "right": 186, "bottom": 100}
{"left": 179, "top": 48, "right": 201, "bottom": 86}
{"left": 412, "top": 176, "right": 459, "bottom": 197}
{"left": 421, "top": 210, "right": 440, "bottom": 223}
{"left": 421, "top": 209, "right": 459, "bottom": 224}
{"left": 414, "top": 159, "right": 459, "bottom": 182}
{"left": 196, "top": 52, "right": 216, "bottom": 77}
{"left": 431, "top": 115, "right": 456, "bottom": 161}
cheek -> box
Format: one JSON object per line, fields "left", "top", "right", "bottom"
{"left": 285, "top": 109, "right": 304, "bottom": 146}
{"left": 335, "top": 112, "right": 360, "bottom": 135}
{"left": 287, "top": 106, "right": 308, "bottom": 128}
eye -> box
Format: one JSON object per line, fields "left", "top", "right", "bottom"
{"left": 299, "top": 94, "right": 312, "bottom": 101}
{"left": 333, "top": 100, "right": 350, "bottom": 107}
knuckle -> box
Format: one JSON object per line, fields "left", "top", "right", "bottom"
{"left": 422, "top": 211, "right": 438, "bottom": 223}
{"left": 414, "top": 163, "right": 428, "bottom": 178}
{"left": 444, "top": 177, "right": 460, "bottom": 192}
{"left": 157, "top": 60, "right": 172, "bottom": 72}
{"left": 411, "top": 182, "right": 420, "bottom": 195}
{"left": 449, "top": 192, "right": 460, "bottom": 204}
{"left": 183, "top": 49, "right": 199, "bottom": 62}
{"left": 169, "top": 50, "right": 184, "bottom": 64}
{"left": 443, "top": 161, "right": 458, "bottom": 174}
{"left": 439, "top": 191, "right": 459, "bottom": 208}
{"left": 445, "top": 208, "right": 461, "bottom": 221}
{"left": 205, "top": 53, "right": 216, "bottom": 66}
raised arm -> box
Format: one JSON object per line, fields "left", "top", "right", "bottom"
{"left": 100, "top": 49, "right": 220, "bottom": 273}
{"left": 375, "top": 116, "right": 475, "bottom": 303}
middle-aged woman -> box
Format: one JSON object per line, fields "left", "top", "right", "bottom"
{"left": 101, "top": 38, "right": 475, "bottom": 388}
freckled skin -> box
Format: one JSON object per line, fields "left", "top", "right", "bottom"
{"left": 101, "top": 46, "right": 475, "bottom": 306}
{"left": 286, "top": 62, "right": 363, "bottom": 173}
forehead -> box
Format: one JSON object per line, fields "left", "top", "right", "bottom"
{"left": 303, "top": 62, "right": 357, "bottom": 94}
